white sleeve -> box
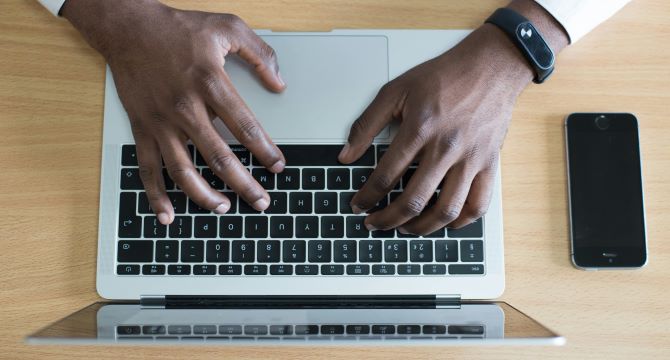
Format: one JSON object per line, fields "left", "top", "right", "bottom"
{"left": 534, "top": 0, "right": 632, "bottom": 43}
{"left": 38, "top": 0, "right": 67, "bottom": 16}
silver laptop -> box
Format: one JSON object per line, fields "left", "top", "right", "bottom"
{"left": 27, "top": 29, "right": 563, "bottom": 346}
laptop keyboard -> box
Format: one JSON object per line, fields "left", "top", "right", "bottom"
{"left": 116, "top": 144, "right": 485, "bottom": 276}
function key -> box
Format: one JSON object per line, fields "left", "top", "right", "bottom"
{"left": 168, "top": 325, "right": 192, "bottom": 335}
{"left": 371, "top": 325, "right": 395, "bottom": 335}
{"left": 302, "top": 168, "right": 325, "bottom": 190}
{"left": 447, "top": 218, "right": 483, "bottom": 238}
{"left": 121, "top": 145, "right": 138, "bottom": 166}
{"left": 294, "top": 325, "right": 319, "bottom": 335}
{"left": 193, "top": 264, "right": 217, "bottom": 275}
{"left": 321, "top": 325, "right": 344, "bottom": 335}
{"left": 460, "top": 240, "right": 484, "bottom": 262}
{"left": 422, "top": 325, "right": 447, "bottom": 334}
{"left": 117, "top": 325, "right": 141, "bottom": 335}
{"left": 270, "top": 264, "right": 293, "bottom": 275}
{"left": 346, "top": 325, "right": 370, "bottom": 335}
{"left": 321, "top": 264, "right": 344, "bottom": 275}
{"left": 120, "top": 168, "right": 143, "bottom": 190}
{"left": 270, "top": 325, "right": 293, "bottom": 335}
{"left": 219, "top": 325, "right": 243, "bottom": 335}
{"left": 142, "top": 264, "right": 166, "bottom": 275}
{"left": 448, "top": 325, "right": 484, "bottom": 335}
{"left": 295, "top": 264, "right": 318, "bottom": 275}
{"left": 327, "top": 168, "right": 350, "bottom": 190}
{"left": 117, "top": 240, "right": 153, "bottom": 263}
{"left": 219, "top": 264, "right": 242, "bottom": 275}
{"left": 168, "top": 264, "right": 191, "bottom": 275}
{"left": 397, "top": 325, "right": 421, "bottom": 334}
{"left": 244, "top": 264, "right": 268, "bottom": 275}
{"left": 142, "top": 325, "right": 166, "bottom": 335}
{"left": 371, "top": 264, "right": 395, "bottom": 275}
{"left": 423, "top": 264, "right": 447, "bottom": 275}
{"left": 193, "top": 325, "right": 217, "bottom": 335}
{"left": 346, "top": 264, "right": 370, "bottom": 275}
{"left": 277, "top": 168, "right": 300, "bottom": 190}
{"left": 244, "top": 325, "right": 268, "bottom": 335}
{"left": 397, "top": 264, "right": 420, "bottom": 275}
{"left": 117, "top": 264, "right": 140, "bottom": 275}
{"left": 448, "top": 264, "right": 484, "bottom": 275}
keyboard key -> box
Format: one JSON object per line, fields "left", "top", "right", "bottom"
{"left": 460, "top": 240, "right": 484, "bottom": 262}
{"left": 117, "top": 325, "right": 141, "bottom": 335}
{"left": 244, "top": 264, "right": 268, "bottom": 275}
{"left": 283, "top": 240, "right": 306, "bottom": 262}
{"left": 371, "top": 229, "right": 394, "bottom": 238}
{"left": 219, "top": 325, "right": 243, "bottom": 335}
{"left": 274, "top": 145, "right": 374, "bottom": 167}
{"left": 426, "top": 227, "right": 445, "bottom": 238}
{"left": 401, "top": 167, "right": 416, "bottom": 189}
{"left": 435, "top": 240, "right": 459, "bottom": 262}
{"left": 327, "top": 168, "right": 350, "bottom": 190}
{"left": 186, "top": 144, "right": 195, "bottom": 162}
{"left": 266, "top": 192, "right": 287, "bottom": 214}
{"left": 121, "top": 145, "right": 138, "bottom": 166}
{"left": 142, "top": 325, "right": 166, "bottom": 335}
{"left": 220, "top": 216, "right": 243, "bottom": 238}
{"left": 295, "top": 264, "right": 318, "bottom": 275}
{"left": 144, "top": 216, "right": 166, "bottom": 238}
{"left": 397, "top": 264, "right": 421, "bottom": 275}
{"left": 257, "top": 240, "right": 280, "bottom": 262}
{"left": 359, "top": 240, "right": 382, "bottom": 262}
{"left": 252, "top": 168, "right": 275, "bottom": 190}
{"left": 346, "top": 216, "right": 369, "bottom": 238}
{"left": 155, "top": 240, "right": 178, "bottom": 262}
{"left": 162, "top": 168, "right": 175, "bottom": 190}
{"left": 352, "top": 168, "right": 373, "bottom": 190}
{"left": 138, "top": 192, "right": 152, "bottom": 214}
{"left": 219, "top": 264, "right": 242, "bottom": 275}
{"left": 321, "top": 216, "right": 344, "bottom": 238}
{"left": 230, "top": 145, "right": 251, "bottom": 166}
{"left": 194, "top": 216, "right": 217, "bottom": 238}
{"left": 181, "top": 240, "right": 204, "bottom": 262}
{"left": 168, "top": 264, "right": 191, "bottom": 275}
{"left": 166, "top": 192, "right": 186, "bottom": 213}
{"left": 168, "top": 325, "right": 192, "bottom": 335}
{"left": 270, "top": 216, "right": 293, "bottom": 238}
{"left": 302, "top": 168, "right": 325, "bottom": 190}
{"left": 447, "top": 218, "right": 483, "bottom": 238}
{"left": 238, "top": 198, "right": 261, "bottom": 214}
{"left": 244, "top": 325, "right": 268, "bottom": 335}
{"left": 333, "top": 240, "right": 357, "bottom": 262}
{"left": 120, "top": 168, "right": 143, "bottom": 190}
{"left": 423, "top": 264, "right": 447, "bottom": 275}
{"left": 118, "top": 240, "right": 153, "bottom": 262}
{"left": 397, "top": 325, "right": 421, "bottom": 334}
{"left": 193, "top": 325, "right": 217, "bottom": 335}
{"left": 117, "top": 264, "right": 140, "bottom": 275}
{"left": 410, "top": 240, "right": 433, "bottom": 262}
{"left": 321, "top": 325, "right": 344, "bottom": 334}
{"left": 193, "top": 264, "right": 216, "bottom": 275}
{"left": 449, "top": 264, "right": 484, "bottom": 275}
{"left": 206, "top": 240, "right": 229, "bottom": 262}
{"left": 270, "top": 325, "right": 293, "bottom": 335}
{"left": 294, "top": 325, "right": 319, "bottom": 335}
{"left": 244, "top": 216, "right": 268, "bottom": 238}
{"left": 369, "top": 195, "right": 389, "bottom": 213}
{"left": 346, "top": 264, "right": 370, "bottom": 275}
{"left": 276, "top": 168, "right": 300, "bottom": 190}
{"left": 231, "top": 240, "right": 255, "bottom": 262}
{"left": 346, "top": 325, "right": 370, "bottom": 334}
{"left": 188, "top": 199, "right": 211, "bottom": 214}
{"left": 308, "top": 240, "right": 331, "bottom": 262}
{"left": 202, "top": 168, "right": 225, "bottom": 190}
{"left": 423, "top": 325, "right": 447, "bottom": 334}
{"left": 384, "top": 240, "right": 407, "bottom": 262}
{"left": 371, "top": 264, "right": 395, "bottom": 275}
{"left": 295, "top": 216, "right": 318, "bottom": 238}
{"left": 321, "top": 264, "right": 344, "bottom": 275}
{"left": 372, "top": 325, "right": 395, "bottom": 335}
{"left": 339, "top": 192, "right": 355, "bottom": 214}
{"left": 289, "top": 193, "right": 312, "bottom": 214}
{"left": 169, "top": 216, "right": 192, "bottom": 238}
{"left": 270, "top": 264, "right": 293, "bottom": 275}
{"left": 142, "top": 264, "right": 165, "bottom": 275}
{"left": 118, "top": 192, "right": 141, "bottom": 238}
{"left": 314, "top": 192, "right": 338, "bottom": 214}
{"left": 448, "top": 325, "right": 484, "bottom": 335}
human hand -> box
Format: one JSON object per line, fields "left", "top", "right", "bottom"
{"left": 63, "top": 0, "right": 285, "bottom": 224}
{"left": 339, "top": 1, "right": 568, "bottom": 235}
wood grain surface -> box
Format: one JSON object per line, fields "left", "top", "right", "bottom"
{"left": 1, "top": 0, "right": 668, "bottom": 359}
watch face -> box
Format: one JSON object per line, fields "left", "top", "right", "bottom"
{"left": 516, "top": 22, "right": 554, "bottom": 69}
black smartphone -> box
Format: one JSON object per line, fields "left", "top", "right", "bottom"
{"left": 565, "top": 113, "right": 647, "bottom": 269}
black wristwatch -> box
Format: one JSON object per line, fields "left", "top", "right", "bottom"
{"left": 485, "top": 8, "right": 555, "bottom": 84}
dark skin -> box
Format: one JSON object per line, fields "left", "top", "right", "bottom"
{"left": 62, "top": 0, "right": 568, "bottom": 232}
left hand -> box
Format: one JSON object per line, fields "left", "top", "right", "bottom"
{"left": 338, "top": 24, "right": 535, "bottom": 235}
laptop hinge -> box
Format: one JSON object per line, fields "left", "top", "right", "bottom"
{"left": 141, "top": 295, "right": 461, "bottom": 309}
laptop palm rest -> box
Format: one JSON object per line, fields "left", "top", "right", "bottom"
{"left": 219, "top": 35, "right": 390, "bottom": 142}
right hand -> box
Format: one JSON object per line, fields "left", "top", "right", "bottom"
{"left": 63, "top": 0, "right": 286, "bottom": 225}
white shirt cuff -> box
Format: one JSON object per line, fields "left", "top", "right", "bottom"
{"left": 38, "top": 0, "right": 67, "bottom": 16}
{"left": 534, "top": 0, "right": 631, "bottom": 43}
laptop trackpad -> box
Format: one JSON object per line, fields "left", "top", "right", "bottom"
{"left": 219, "top": 35, "right": 389, "bottom": 142}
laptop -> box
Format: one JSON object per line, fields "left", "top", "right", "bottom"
{"left": 27, "top": 29, "right": 564, "bottom": 346}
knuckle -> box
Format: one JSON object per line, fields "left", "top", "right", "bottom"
{"left": 172, "top": 96, "right": 192, "bottom": 115}
{"left": 199, "top": 71, "right": 221, "bottom": 96}
{"left": 260, "top": 44, "right": 278, "bottom": 64}
{"left": 166, "top": 163, "right": 195, "bottom": 182}
{"left": 236, "top": 118, "right": 263, "bottom": 143}
{"left": 378, "top": 81, "right": 398, "bottom": 98}
{"left": 412, "top": 120, "right": 434, "bottom": 146}
{"left": 368, "top": 173, "right": 396, "bottom": 194}
{"left": 435, "top": 132, "right": 460, "bottom": 154}
{"left": 437, "top": 205, "right": 461, "bottom": 224}
{"left": 149, "top": 111, "right": 167, "bottom": 125}
{"left": 466, "top": 202, "right": 489, "bottom": 219}
{"left": 208, "top": 150, "right": 237, "bottom": 174}
{"left": 138, "top": 165, "right": 157, "bottom": 183}
{"left": 222, "top": 13, "right": 248, "bottom": 33}
{"left": 398, "top": 195, "right": 428, "bottom": 218}
{"left": 241, "top": 183, "right": 264, "bottom": 201}
{"left": 350, "top": 116, "right": 371, "bottom": 139}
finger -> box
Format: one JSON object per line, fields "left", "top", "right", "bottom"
{"left": 399, "top": 163, "right": 475, "bottom": 236}
{"left": 350, "top": 123, "right": 425, "bottom": 214}
{"left": 159, "top": 131, "right": 231, "bottom": 214}
{"left": 224, "top": 15, "right": 285, "bottom": 92}
{"left": 364, "top": 144, "right": 455, "bottom": 231}
{"left": 135, "top": 136, "right": 174, "bottom": 225}
{"left": 187, "top": 109, "right": 271, "bottom": 211}
{"left": 449, "top": 165, "right": 496, "bottom": 229}
{"left": 339, "top": 82, "right": 403, "bottom": 164}
{"left": 199, "top": 69, "right": 285, "bottom": 173}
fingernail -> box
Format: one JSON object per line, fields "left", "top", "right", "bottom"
{"left": 397, "top": 226, "right": 409, "bottom": 234}
{"left": 339, "top": 143, "right": 351, "bottom": 161}
{"left": 365, "top": 223, "right": 377, "bottom": 231}
{"left": 351, "top": 204, "right": 365, "bottom": 214}
{"left": 269, "top": 160, "right": 285, "bottom": 173}
{"left": 157, "top": 212, "right": 170, "bottom": 225}
{"left": 277, "top": 71, "right": 285, "bottom": 87}
{"left": 214, "top": 203, "right": 230, "bottom": 214}
{"left": 253, "top": 197, "right": 270, "bottom": 211}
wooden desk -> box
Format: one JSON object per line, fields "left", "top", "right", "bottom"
{"left": 1, "top": 0, "right": 668, "bottom": 358}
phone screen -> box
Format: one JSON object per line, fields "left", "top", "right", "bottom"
{"left": 566, "top": 113, "right": 646, "bottom": 268}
